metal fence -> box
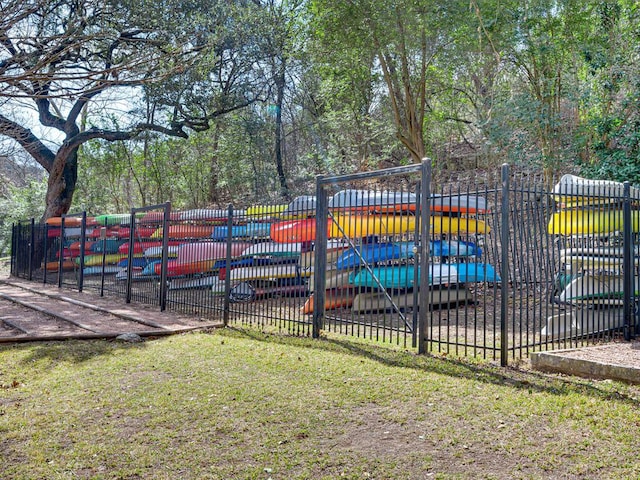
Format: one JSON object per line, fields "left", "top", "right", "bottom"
{"left": 10, "top": 161, "right": 639, "bottom": 364}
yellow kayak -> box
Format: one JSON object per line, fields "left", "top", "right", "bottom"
{"left": 329, "top": 213, "right": 488, "bottom": 238}
{"left": 246, "top": 204, "right": 287, "bottom": 218}
{"left": 548, "top": 209, "right": 640, "bottom": 235}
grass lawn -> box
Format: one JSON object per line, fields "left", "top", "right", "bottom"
{"left": 1, "top": 327, "right": 639, "bottom": 479}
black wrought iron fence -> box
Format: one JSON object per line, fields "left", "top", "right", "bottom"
{"left": 10, "top": 162, "right": 639, "bottom": 364}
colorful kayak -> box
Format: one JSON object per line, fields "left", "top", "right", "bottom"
{"left": 159, "top": 259, "right": 220, "bottom": 277}
{"left": 556, "top": 274, "right": 638, "bottom": 305}
{"left": 176, "top": 242, "right": 250, "bottom": 263}
{"left": 240, "top": 242, "right": 303, "bottom": 258}
{"left": 551, "top": 174, "right": 640, "bottom": 208}
{"left": 335, "top": 242, "right": 415, "bottom": 270}
{"left": 179, "top": 209, "right": 245, "bottom": 222}
{"left": 351, "top": 286, "right": 472, "bottom": 313}
{"left": 246, "top": 204, "right": 287, "bottom": 218}
{"left": 80, "top": 253, "right": 127, "bottom": 266}
{"left": 83, "top": 266, "right": 121, "bottom": 276}
{"left": 151, "top": 225, "right": 214, "bottom": 239}
{"left": 329, "top": 213, "right": 416, "bottom": 238}
{"left": 94, "top": 213, "right": 135, "bottom": 226}
{"left": 350, "top": 263, "right": 500, "bottom": 289}
{"left": 281, "top": 195, "right": 317, "bottom": 219}
{"left": 45, "top": 260, "right": 76, "bottom": 272}
{"left": 45, "top": 217, "right": 87, "bottom": 227}
{"left": 430, "top": 194, "right": 489, "bottom": 214}
{"left": 228, "top": 264, "right": 309, "bottom": 282}
{"left": 92, "top": 239, "right": 125, "bottom": 254}
{"left": 542, "top": 307, "right": 625, "bottom": 338}
{"left": 168, "top": 275, "right": 226, "bottom": 292}
{"left": 548, "top": 209, "right": 640, "bottom": 235}
{"left": 429, "top": 215, "right": 489, "bottom": 234}
{"left": 139, "top": 211, "right": 181, "bottom": 224}
{"left": 144, "top": 245, "right": 180, "bottom": 258}
{"left": 212, "top": 222, "right": 272, "bottom": 240}
{"left": 301, "top": 288, "right": 356, "bottom": 315}
{"left": 271, "top": 218, "right": 329, "bottom": 243}
{"left": 329, "top": 189, "right": 416, "bottom": 212}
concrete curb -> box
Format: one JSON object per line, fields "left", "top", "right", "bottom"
{"left": 530, "top": 350, "right": 640, "bottom": 385}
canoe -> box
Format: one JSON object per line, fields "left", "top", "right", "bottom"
{"left": 430, "top": 239, "right": 481, "bottom": 257}
{"left": 329, "top": 213, "right": 416, "bottom": 238}
{"left": 271, "top": 218, "right": 330, "bottom": 243}
{"left": 308, "top": 269, "right": 353, "bottom": 292}
{"left": 301, "top": 288, "right": 356, "bottom": 314}
{"left": 551, "top": 174, "right": 640, "bottom": 207}
{"left": 246, "top": 204, "right": 287, "bottom": 218}
{"left": 179, "top": 209, "right": 245, "bottom": 222}
{"left": 280, "top": 195, "right": 317, "bottom": 219}
{"left": 228, "top": 264, "right": 310, "bottom": 282}
{"left": 151, "top": 225, "right": 214, "bottom": 239}
{"left": 351, "top": 286, "right": 472, "bottom": 313}
{"left": 350, "top": 263, "right": 500, "bottom": 289}
{"left": 240, "top": 242, "right": 303, "bottom": 258}
{"left": 211, "top": 222, "right": 272, "bottom": 240}
{"left": 556, "top": 274, "right": 638, "bottom": 305}
{"left": 430, "top": 194, "right": 489, "bottom": 214}
{"left": 45, "top": 260, "right": 76, "bottom": 272}
{"left": 541, "top": 307, "right": 625, "bottom": 338}
{"left": 329, "top": 189, "right": 416, "bottom": 213}
{"left": 117, "top": 257, "right": 150, "bottom": 268}
{"left": 176, "top": 242, "right": 250, "bottom": 263}
{"left": 548, "top": 209, "right": 640, "bottom": 235}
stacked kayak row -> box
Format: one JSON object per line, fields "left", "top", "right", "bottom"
{"left": 543, "top": 174, "right": 640, "bottom": 338}
{"left": 43, "top": 189, "right": 498, "bottom": 310}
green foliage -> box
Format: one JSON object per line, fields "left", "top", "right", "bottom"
{"left": 0, "top": 178, "right": 48, "bottom": 256}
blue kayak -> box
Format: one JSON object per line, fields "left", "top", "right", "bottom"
{"left": 350, "top": 263, "right": 500, "bottom": 289}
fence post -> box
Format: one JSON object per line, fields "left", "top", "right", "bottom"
{"left": 78, "top": 212, "right": 87, "bottom": 292}
{"left": 29, "top": 218, "right": 35, "bottom": 282}
{"left": 223, "top": 204, "right": 234, "bottom": 327}
{"left": 159, "top": 202, "right": 171, "bottom": 311}
{"left": 500, "top": 164, "right": 510, "bottom": 366}
{"left": 418, "top": 158, "right": 432, "bottom": 354}
{"left": 312, "top": 177, "right": 329, "bottom": 338}
{"left": 623, "top": 182, "right": 633, "bottom": 341}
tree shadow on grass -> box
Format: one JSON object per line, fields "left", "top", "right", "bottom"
{"left": 222, "top": 326, "right": 640, "bottom": 407}
{"left": 4, "top": 337, "right": 148, "bottom": 369}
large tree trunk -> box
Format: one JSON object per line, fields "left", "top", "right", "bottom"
{"left": 274, "top": 62, "right": 290, "bottom": 200}
{"left": 43, "top": 150, "right": 79, "bottom": 221}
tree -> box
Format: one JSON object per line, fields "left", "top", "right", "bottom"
{"left": 0, "top": 0, "right": 269, "bottom": 220}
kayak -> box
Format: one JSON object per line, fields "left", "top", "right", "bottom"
{"left": 228, "top": 264, "right": 310, "bottom": 282}
{"left": 335, "top": 242, "right": 415, "bottom": 270}
{"left": 542, "top": 307, "right": 625, "bottom": 338}
{"left": 240, "top": 242, "right": 303, "bottom": 258}
{"left": 350, "top": 263, "right": 500, "bottom": 289}
{"left": 229, "top": 280, "right": 308, "bottom": 302}
{"left": 301, "top": 288, "right": 356, "bottom": 314}
{"left": 179, "top": 209, "right": 245, "bottom": 222}
{"left": 83, "top": 266, "right": 121, "bottom": 276}
{"left": 168, "top": 275, "right": 226, "bottom": 292}
{"left": 176, "top": 241, "right": 250, "bottom": 263}
{"left": 45, "top": 260, "right": 76, "bottom": 272}
{"left": 246, "top": 204, "right": 287, "bottom": 218}
{"left": 45, "top": 217, "right": 87, "bottom": 227}
{"left": 80, "top": 253, "right": 127, "bottom": 266}
{"left": 548, "top": 209, "right": 640, "bottom": 235}
{"left": 329, "top": 189, "right": 416, "bottom": 213}
{"left": 92, "top": 239, "right": 125, "bottom": 254}
{"left": 151, "top": 225, "right": 214, "bottom": 239}
{"left": 94, "top": 213, "right": 135, "bottom": 226}
{"left": 280, "top": 195, "right": 317, "bottom": 219}
{"left": 429, "top": 215, "right": 490, "bottom": 234}
{"left": 139, "top": 211, "right": 181, "bottom": 224}
{"left": 329, "top": 213, "right": 416, "bottom": 238}
{"left": 271, "top": 218, "right": 328, "bottom": 243}
{"left": 551, "top": 174, "right": 640, "bottom": 207}
{"left": 159, "top": 259, "right": 220, "bottom": 277}
{"left": 556, "top": 274, "right": 638, "bottom": 305}
{"left": 212, "top": 222, "right": 272, "bottom": 240}
{"left": 144, "top": 245, "right": 180, "bottom": 258}
{"left": 430, "top": 194, "right": 489, "bottom": 214}
{"left": 351, "top": 286, "right": 472, "bottom": 313}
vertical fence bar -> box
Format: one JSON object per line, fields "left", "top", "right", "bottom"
{"left": 313, "top": 177, "right": 329, "bottom": 338}
{"left": 223, "top": 204, "right": 234, "bottom": 327}
{"left": 42, "top": 220, "right": 48, "bottom": 284}
{"left": 159, "top": 202, "right": 171, "bottom": 311}
{"left": 500, "top": 164, "right": 510, "bottom": 366}
{"left": 29, "top": 218, "right": 35, "bottom": 281}
{"left": 623, "top": 182, "right": 633, "bottom": 341}
{"left": 78, "top": 212, "right": 87, "bottom": 292}
{"left": 57, "top": 217, "right": 64, "bottom": 288}
{"left": 418, "top": 158, "right": 432, "bottom": 354}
